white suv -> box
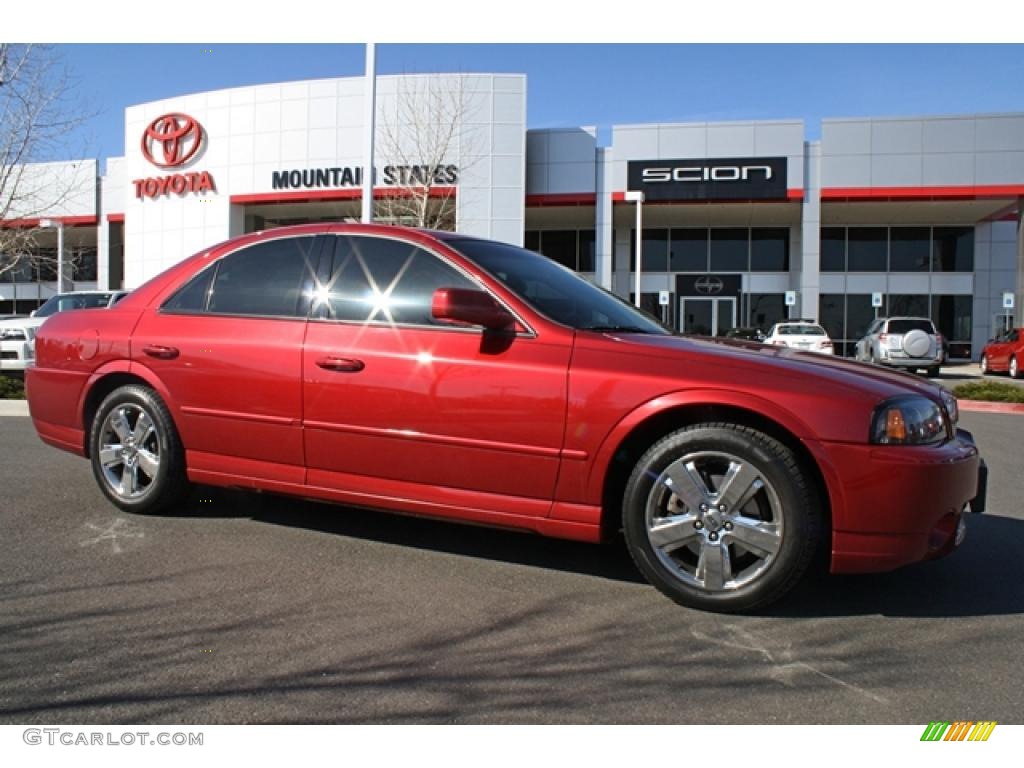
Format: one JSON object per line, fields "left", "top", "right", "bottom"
{"left": 0, "top": 291, "right": 127, "bottom": 371}
{"left": 854, "top": 316, "right": 944, "bottom": 377}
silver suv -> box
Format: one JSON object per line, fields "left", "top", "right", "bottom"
{"left": 855, "top": 316, "right": 944, "bottom": 377}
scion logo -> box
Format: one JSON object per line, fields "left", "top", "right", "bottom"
{"left": 641, "top": 165, "right": 773, "bottom": 183}
{"left": 141, "top": 113, "right": 204, "bottom": 169}
{"left": 694, "top": 276, "right": 725, "bottom": 296}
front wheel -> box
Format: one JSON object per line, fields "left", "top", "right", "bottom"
{"left": 89, "top": 385, "right": 190, "bottom": 514}
{"left": 1011, "top": 356, "right": 1021, "bottom": 380}
{"left": 622, "top": 423, "right": 822, "bottom": 613}
{"left": 980, "top": 354, "right": 989, "bottom": 375}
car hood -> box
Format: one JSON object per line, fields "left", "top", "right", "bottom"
{"left": 593, "top": 331, "right": 947, "bottom": 403}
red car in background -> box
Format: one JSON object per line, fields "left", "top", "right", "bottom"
{"left": 980, "top": 327, "right": 1024, "bottom": 379}
{"left": 26, "top": 224, "right": 986, "bottom": 612}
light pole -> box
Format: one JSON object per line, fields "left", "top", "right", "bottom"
{"left": 40, "top": 218, "right": 66, "bottom": 293}
{"left": 625, "top": 190, "right": 644, "bottom": 307}
{"left": 361, "top": 43, "right": 376, "bottom": 224}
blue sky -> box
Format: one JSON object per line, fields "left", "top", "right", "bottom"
{"left": 53, "top": 43, "right": 1024, "bottom": 164}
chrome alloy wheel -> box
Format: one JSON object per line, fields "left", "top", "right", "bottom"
{"left": 97, "top": 404, "right": 161, "bottom": 500}
{"left": 644, "top": 450, "right": 783, "bottom": 592}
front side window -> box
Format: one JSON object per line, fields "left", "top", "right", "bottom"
{"left": 324, "top": 236, "right": 477, "bottom": 327}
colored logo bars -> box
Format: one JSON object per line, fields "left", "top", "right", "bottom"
{"left": 920, "top": 721, "right": 997, "bottom": 741}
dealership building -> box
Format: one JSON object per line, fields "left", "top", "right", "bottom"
{"left": 2, "top": 72, "right": 1022, "bottom": 358}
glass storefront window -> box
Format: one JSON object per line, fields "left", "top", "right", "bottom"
{"left": 818, "top": 293, "right": 845, "bottom": 343}
{"left": 887, "top": 294, "right": 929, "bottom": 318}
{"left": 526, "top": 229, "right": 597, "bottom": 272}
{"left": 632, "top": 228, "right": 669, "bottom": 272}
{"left": 539, "top": 230, "right": 578, "bottom": 270}
{"left": 933, "top": 227, "right": 974, "bottom": 272}
{"left": 750, "top": 228, "right": 789, "bottom": 272}
{"left": 578, "top": 230, "right": 596, "bottom": 272}
{"left": 847, "top": 228, "right": 887, "bottom": 271}
{"left": 930, "top": 294, "right": 972, "bottom": 341}
{"left": 820, "top": 228, "right": 846, "bottom": 272}
{"left": 669, "top": 228, "right": 708, "bottom": 272}
{"left": 745, "top": 293, "right": 785, "bottom": 331}
{"left": 710, "top": 228, "right": 748, "bottom": 272}
{"left": 888, "top": 227, "right": 930, "bottom": 272}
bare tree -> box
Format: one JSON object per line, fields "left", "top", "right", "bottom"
{"left": 374, "top": 75, "right": 484, "bottom": 230}
{"left": 0, "top": 44, "right": 92, "bottom": 279}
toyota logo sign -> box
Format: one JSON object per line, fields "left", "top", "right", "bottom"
{"left": 694, "top": 276, "right": 725, "bottom": 296}
{"left": 141, "top": 113, "right": 204, "bottom": 169}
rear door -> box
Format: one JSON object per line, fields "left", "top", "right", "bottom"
{"left": 132, "top": 234, "right": 324, "bottom": 483}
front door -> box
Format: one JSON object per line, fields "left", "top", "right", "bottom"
{"left": 679, "top": 297, "right": 737, "bottom": 337}
{"left": 301, "top": 233, "right": 572, "bottom": 515}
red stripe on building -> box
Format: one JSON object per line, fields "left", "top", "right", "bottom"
{"left": 822, "top": 184, "right": 1024, "bottom": 202}
{"left": 525, "top": 193, "right": 597, "bottom": 207}
{"left": 230, "top": 187, "right": 457, "bottom": 205}
{"left": 0, "top": 215, "right": 98, "bottom": 229}
{"left": 107, "top": 213, "right": 125, "bottom": 223}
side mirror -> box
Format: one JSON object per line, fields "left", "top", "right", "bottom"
{"left": 432, "top": 287, "right": 515, "bottom": 331}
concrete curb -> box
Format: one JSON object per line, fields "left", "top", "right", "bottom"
{"left": 0, "top": 400, "right": 29, "bottom": 417}
{"left": 957, "top": 400, "right": 1024, "bottom": 415}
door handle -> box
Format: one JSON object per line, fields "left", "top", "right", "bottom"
{"left": 142, "top": 344, "right": 180, "bottom": 360}
{"left": 316, "top": 356, "right": 365, "bottom": 373}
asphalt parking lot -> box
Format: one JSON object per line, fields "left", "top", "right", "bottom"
{"left": 0, "top": 403, "right": 1021, "bottom": 725}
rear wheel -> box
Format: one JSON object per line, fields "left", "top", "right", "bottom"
{"left": 622, "top": 423, "right": 822, "bottom": 613}
{"left": 925, "top": 366, "right": 940, "bottom": 378}
{"left": 1011, "top": 356, "right": 1020, "bottom": 380}
{"left": 89, "top": 385, "right": 190, "bottom": 514}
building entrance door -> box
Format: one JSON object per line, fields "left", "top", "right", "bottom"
{"left": 679, "top": 297, "right": 737, "bottom": 337}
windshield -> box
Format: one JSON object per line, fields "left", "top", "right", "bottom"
{"left": 34, "top": 293, "right": 115, "bottom": 318}
{"left": 446, "top": 237, "right": 668, "bottom": 334}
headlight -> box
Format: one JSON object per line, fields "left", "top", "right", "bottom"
{"left": 870, "top": 396, "right": 949, "bottom": 445}
{"left": 939, "top": 388, "right": 959, "bottom": 425}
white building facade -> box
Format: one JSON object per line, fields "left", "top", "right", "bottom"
{"left": 2, "top": 72, "right": 1022, "bottom": 360}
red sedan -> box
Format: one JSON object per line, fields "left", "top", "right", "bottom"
{"left": 26, "top": 224, "right": 986, "bottom": 612}
{"left": 980, "top": 327, "right": 1024, "bottom": 379}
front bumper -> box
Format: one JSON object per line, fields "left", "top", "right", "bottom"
{"left": 816, "top": 428, "right": 983, "bottom": 573}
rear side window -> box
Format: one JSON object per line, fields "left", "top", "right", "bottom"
{"left": 888, "top": 319, "right": 934, "bottom": 334}
{"left": 778, "top": 324, "right": 825, "bottom": 336}
{"left": 324, "top": 236, "right": 477, "bottom": 327}
{"left": 163, "top": 236, "right": 317, "bottom": 318}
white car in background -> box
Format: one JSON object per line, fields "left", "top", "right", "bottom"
{"left": 0, "top": 291, "right": 127, "bottom": 371}
{"left": 763, "top": 321, "right": 835, "bottom": 355}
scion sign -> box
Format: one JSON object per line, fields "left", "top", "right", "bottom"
{"left": 628, "top": 157, "right": 787, "bottom": 201}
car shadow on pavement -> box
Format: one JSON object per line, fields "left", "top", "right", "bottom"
{"left": 167, "top": 484, "right": 647, "bottom": 585}
{"left": 767, "top": 513, "right": 1023, "bottom": 619}
{"left": 164, "top": 485, "right": 1024, "bottom": 617}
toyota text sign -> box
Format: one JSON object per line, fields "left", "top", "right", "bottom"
{"left": 628, "top": 157, "right": 788, "bottom": 201}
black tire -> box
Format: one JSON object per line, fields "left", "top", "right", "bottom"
{"left": 89, "top": 385, "right": 190, "bottom": 514}
{"left": 925, "top": 366, "right": 940, "bottom": 378}
{"left": 980, "top": 354, "right": 989, "bottom": 375}
{"left": 622, "top": 423, "right": 822, "bottom": 613}
{"left": 1011, "top": 356, "right": 1021, "bottom": 380}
